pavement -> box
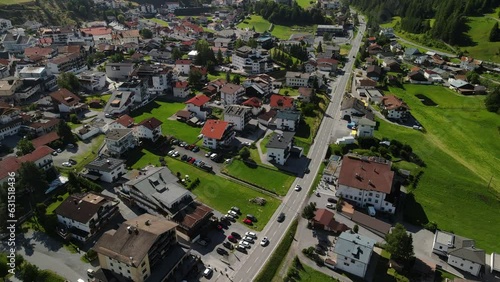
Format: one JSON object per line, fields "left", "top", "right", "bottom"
{"left": 231, "top": 16, "right": 368, "bottom": 282}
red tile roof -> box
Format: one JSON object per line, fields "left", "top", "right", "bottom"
{"left": 313, "top": 209, "right": 350, "bottom": 232}
{"left": 0, "top": 146, "right": 54, "bottom": 180}
{"left": 175, "top": 59, "right": 192, "bottom": 65}
{"left": 31, "top": 131, "right": 60, "bottom": 148}
{"left": 242, "top": 97, "right": 262, "bottom": 108}
{"left": 381, "top": 95, "right": 409, "bottom": 110}
{"left": 24, "top": 47, "right": 53, "bottom": 58}
{"left": 185, "top": 94, "right": 210, "bottom": 107}
{"left": 190, "top": 66, "right": 207, "bottom": 75}
{"left": 28, "top": 118, "right": 60, "bottom": 130}
{"left": 175, "top": 81, "right": 189, "bottom": 88}
{"left": 201, "top": 119, "right": 230, "bottom": 140}
{"left": 338, "top": 155, "right": 394, "bottom": 194}
{"left": 114, "top": 115, "right": 134, "bottom": 128}
{"left": 80, "top": 27, "right": 112, "bottom": 36}
{"left": 49, "top": 89, "right": 80, "bottom": 106}
{"left": 317, "top": 58, "right": 339, "bottom": 65}
{"left": 138, "top": 117, "right": 163, "bottom": 130}
{"left": 220, "top": 83, "right": 243, "bottom": 95}
{"left": 270, "top": 94, "right": 294, "bottom": 109}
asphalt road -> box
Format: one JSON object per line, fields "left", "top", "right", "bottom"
{"left": 232, "top": 19, "right": 367, "bottom": 282}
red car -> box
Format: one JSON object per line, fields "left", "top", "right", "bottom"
{"left": 189, "top": 158, "right": 196, "bottom": 164}
{"left": 186, "top": 145, "right": 195, "bottom": 150}
{"left": 217, "top": 224, "right": 223, "bottom": 230}
{"left": 243, "top": 218, "right": 253, "bottom": 225}
{"left": 228, "top": 235, "right": 238, "bottom": 243}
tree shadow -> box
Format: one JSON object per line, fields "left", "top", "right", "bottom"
{"left": 402, "top": 192, "right": 429, "bottom": 226}
{"left": 295, "top": 119, "right": 311, "bottom": 139}
{"left": 124, "top": 148, "right": 146, "bottom": 168}
{"left": 129, "top": 101, "right": 161, "bottom": 117}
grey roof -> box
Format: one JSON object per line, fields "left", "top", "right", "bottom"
{"left": 214, "top": 37, "right": 233, "bottom": 43}
{"left": 104, "top": 90, "right": 133, "bottom": 114}
{"left": 449, "top": 247, "right": 485, "bottom": 265}
{"left": 334, "top": 232, "right": 376, "bottom": 265}
{"left": 358, "top": 117, "right": 376, "bottom": 126}
{"left": 285, "top": 71, "right": 310, "bottom": 79}
{"left": 266, "top": 131, "right": 295, "bottom": 149}
{"left": 435, "top": 230, "right": 454, "bottom": 245}
{"left": 341, "top": 97, "right": 369, "bottom": 113}
{"left": 125, "top": 167, "right": 194, "bottom": 210}
{"left": 85, "top": 157, "right": 125, "bottom": 173}
{"left": 405, "top": 48, "right": 421, "bottom": 56}
{"left": 449, "top": 79, "right": 470, "bottom": 89}
{"left": 276, "top": 110, "right": 301, "bottom": 121}
{"left": 224, "top": 105, "right": 250, "bottom": 117}
{"left": 106, "top": 128, "right": 132, "bottom": 140}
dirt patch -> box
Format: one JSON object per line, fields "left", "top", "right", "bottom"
{"left": 415, "top": 94, "right": 438, "bottom": 106}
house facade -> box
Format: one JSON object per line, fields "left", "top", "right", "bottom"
{"left": 84, "top": 157, "right": 126, "bottom": 183}
{"left": 266, "top": 131, "right": 295, "bottom": 165}
{"left": 173, "top": 81, "right": 190, "bottom": 98}
{"left": 201, "top": 120, "right": 236, "bottom": 150}
{"left": 285, "top": 72, "right": 310, "bottom": 87}
{"left": 334, "top": 232, "right": 376, "bottom": 278}
{"left": 381, "top": 95, "right": 409, "bottom": 119}
{"left": 185, "top": 94, "right": 211, "bottom": 120}
{"left": 135, "top": 117, "right": 163, "bottom": 142}
{"left": 232, "top": 46, "right": 272, "bottom": 74}
{"left": 223, "top": 105, "right": 251, "bottom": 131}
{"left": 105, "top": 128, "right": 136, "bottom": 157}
{"left": 220, "top": 83, "right": 245, "bottom": 105}
{"left": 275, "top": 110, "right": 301, "bottom": 132}
{"left": 356, "top": 117, "right": 376, "bottom": 138}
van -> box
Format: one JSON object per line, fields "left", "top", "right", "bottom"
{"left": 367, "top": 206, "right": 376, "bottom": 217}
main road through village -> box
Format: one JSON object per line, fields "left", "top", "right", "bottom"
{"left": 232, "top": 17, "right": 367, "bottom": 282}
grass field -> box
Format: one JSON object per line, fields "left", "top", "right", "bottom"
{"left": 127, "top": 149, "right": 281, "bottom": 231}
{"left": 294, "top": 94, "right": 329, "bottom": 155}
{"left": 237, "top": 15, "right": 314, "bottom": 40}
{"left": 295, "top": 0, "right": 314, "bottom": 9}
{"left": 463, "top": 14, "right": 500, "bottom": 63}
{"left": 130, "top": 100, "right": 201, "bottom": 143}
{"left": 0, "top": 0, "right": 32, "bottom": 4}
{"left": 375, "top": 84, "right": 500, "bottom": 252}
{"left": 148, "top": 18, "right": 169, "bottom": 27}
{"left": 46, "top": 192, "right": 69, "bottom": 215}
{"left": 224, "top": 160, "right": 295, "bottom": 195}
{"left": 279, "top": 87, "right": 300, "bottom": 96}
{"left": 292, "top": 264, "right": 339, "bottom": 281}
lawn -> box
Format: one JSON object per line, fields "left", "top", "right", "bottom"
{"left": 223, "top": 160, "right": 295, "bottom": 195}
{"left": 46, "top": 192, "right": 69, "bottom": 215}
{"left": 295, "top": 93, "right": 329, "bottom": 155}
{"left": 127, "top": 149, "right": 281, "bottom": 231}
{"left": 279, "top": 87, "right": 300, "bottom": 96}
{"left": 130, "top": 100, "right": 201, "bottom": 143}
{"left": 374, "top": 84, "right": 500, "bottom": 252}
{"left": 149, "top": 18, "right": 169, "bottom": 27}
{"left": 295, "top": 0, "right": 314, "bottom": 8}
{"left": 463, "top": 14, "right": 500, "bottom": 63}
{"left": 0, "top": 0, "right": 32, "bottom": 4}
{"left": 57, "top": 135, "right": 105, "bottom": 173}
{"left": 293, "top": 264, "right": 339, "bottom": 281}
{"left": 237, "top": 15, "right": 314, "bottom": 40}
{"left": 340, "top": 44, "right": 352, "bottom": 56}
{"left": 259, "top": 133, "right": 274, "bottom": 154}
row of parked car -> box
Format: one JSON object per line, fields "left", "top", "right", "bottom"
{"left": 167, "top": 149, "right": 213, "bottom": 172}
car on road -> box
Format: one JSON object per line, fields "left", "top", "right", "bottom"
{"left": 228, "top": 235, "right": 238, "bottom": 243}
{"left": 231, "top": 232, "right": 241, "bottom": 239}
{"left": 245, "top": 232, "right": 257, "bottom": 239}
{"left": 294, "top": 184, "right": 301, "bottom": 191}
{"left": 216, "top": 248, "right": 228, "bottom": 256}
{"left": 227, "top": 210, "right": 238, "bottom": 217}
{"left": 62, "top": 162, "right": 72, "bottom": 167}
{"left": 243, "top": 218, "right": 252, "bottom": 225}
{"left": 203, "top": 267, "right": 213, "bottom": 277}
{"left": 327, "top": 198, "right": 337, "bottom": 203}
{"left": 223, "top": 241, "right": 234, "bottom": 249}
{"left": 242, "top": 236, "right": 254, "bottom": 243}
{"left": 246, "top": 214, "right": 257, "bottom": 222}
{"left": 277, "top": 212, "right": 285, "bottom": 222}
{"left": 197, "top": 239, "right": 208, "bottom": 246}
{"left": 260, "top": 237, "right": 269, "bottom": 246}
{"left": 326, "top": 203, "right": 335, "bottom": 209}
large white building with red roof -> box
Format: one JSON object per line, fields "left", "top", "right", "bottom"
{"left": 336, "top": 154, "right": 397, "bottom": 214}
{"left": 185, "top": 94, "right": 211, "bottom": 120}
{"left": 173, "top": 81, "right": 190, "bottom": 98}
{"left": 200, "top": 119, "right": 235, "bottom": 149}
{"left": 0, "top": 146, "right": 55, "bottom": 184}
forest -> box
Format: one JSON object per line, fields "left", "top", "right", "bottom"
{"left": 349, "top": 0, "right": 497, "bottom": 45}
{"left": 251, "top": 0, "right": 330, "bottom": 26}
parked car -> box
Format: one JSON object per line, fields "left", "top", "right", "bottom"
{"left": 192, "top": 146, "right": 200, "bottom": 152}
{"left": 326, "top": 203, "right": 335, "bottom": 209}
{"left": 240, "top": 241, "right": 251, "bottom": 248}
{"left": 236, "top": 245, "right": 246, "bottom": 252}
{"left": 189, "top": 158, "right": 196, "bottom": 164}
{"left": 51, "top": 151, "right": 58, "bottom": 156}
{"left": 226, "top": 214, "right": 235, "bottom": 221}
{"left": 294, "top": 184, "right": 301, "bottom": 191}
{"left": 243, "top": 218, "right": 252, "bottom": 225}
{"left": 227, "top": 210, "right": 238, "bottom": 217}
{"left": 277, "top": 212, "right": 285, "bottom": 222}
{"left": 205, "top": 152, "right": 211, "bottom": 157}
{"left": 230, "top": 232, "right": 241, "bottom": 239}
{"left": 246, "top": 214, "right": 257, "bottom": 222}
{"left": 181, "top": 155, "right": 188, "bottom": 161}
{"left": 186, "top": 145, "right": 195, "bottom": 150}
{"left": 201, "top": 164, "right": 213, "bottom": 171}
{"left": 260, "top": 237, "right": 269, "bottom": 246}
{"left": 231, "top": 206, "right": 240, "bottom": 213}
{"left": 57, "top": 148, "right": 62, "bottom": 153}
{"left": 203, "top": 267, "right": 213, "bottom": 277}
{"left": 62, "top": 162, "right": 72, "bottom": 167}
{"left": 228, "top": 235, "right": 238, "bottom": 243}
{"left": 193, "top": 160, "right": 202, "bottom": 167}
{"left": 245, "top": 232, "right": 257, "bottom": 239}
{"left": 172, "top": 151, "right": 180, "bottom": 157}
{"left": 197, "top": 239, "right": 208, "bottom": 246}
{"left": 67, "top": 144, "right": 75, "bottom": 149}
{"left": 210, "top": 153, "right": 218, "bottom": 160}
{"left": 223, "top": 241, "right": 234, "bottom": 249}
{"left": 216, "top": 248, "right": 228, "bottom": 256}
{"left": 68, "top": 159, "right": 77, "bottom": 165}
{"left": 186, "top": 156, "right": 193, "bottom": 162}
{"left": 242, "top": 236, "right": 254, "bottom": 243}
{"left": 168, "top": 150, "right": 175, "bottom": 156}
{"left": 327, "top": 198, "right": 337, "bottom": 203}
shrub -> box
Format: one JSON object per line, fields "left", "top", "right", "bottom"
{"left": 424, "top": 221, "right": 438, "bottom": 233}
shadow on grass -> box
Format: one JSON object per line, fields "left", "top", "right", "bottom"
{"left": 403, "top": 192, "right": 429, "bottom": 226}
{"left": 296, "top": 119, "right": 311, "bottom": 139}
{"left": 124, "top": 147, "right": 146, "bottom": 168}
{"left": 242, "top": 159, "right": 258, "bottom": 168}
{"left": 130, "top": 101, "right": 161, "bottom": 117}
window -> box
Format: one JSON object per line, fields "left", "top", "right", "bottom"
{"left": 351, "top": 259, "right": 355, "bottom": 263}
{"left": 110, "top": 263, "right": 114, "bottom": 266}
{"left": 376, "top": 194, "right": 380, "bottom": 198}
{"left": 141, "top": 261, "right": 146, "bottom": 267}
{"left": 470, "top": 266, "right": 473, "bottom": 270}
{"left": 127, "top": 270, "right": 130, "bottom": 273}
{"left": 375, "top": 200, "right": 378, "bottom": 203}
{"left": 369, "top": 192, "right": 373, "bottom": 196}
{"left": 359, "top": 192, "right": 362, "bottom": 195}
{"left": 439, "top": 246, "right": 442, "bottom": 249}
{"left": 344, "top": 262, "right": 349, "bottom": 266}
{"left": 142, "top": 268, "right": 147, "bottom": 274}
{"left": 461, "top": 263, "right": 463, "bottom": 267}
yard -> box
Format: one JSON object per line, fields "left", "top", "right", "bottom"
{"left": 57, "top": 134, "right": 106, "bottom": 173}
{"left": 375, "top": 84, "right": 500, "bottom": 252}
{"left": 130, "top": 100, "right": 201, "bottom": 143}
{"left": 148, "top": 18, "right": 169, "bottom": 27}
{"left": 279, "top": 87, "right": 301, "bottom": 96}
{"left": 126, "top": 149, "right": 281, "bottom": 231}
{"left": 237, "top": 15, "right": 315, "bottom": 40}
{"left": 223, "top": 159, "right": 295, "bottom": 195}
{"left": 294, "top": 93, "right": 329, "bottom": 155}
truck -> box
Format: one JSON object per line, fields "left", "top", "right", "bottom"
{"left": 334, "top": 136, "right": 356, "bottom": 145}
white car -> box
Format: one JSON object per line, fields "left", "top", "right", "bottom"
{"left": 245, "top": 231, "right": 257, "bottom": 239}
{"left": 172, "top": 151, "right": 180, "bottom": 157}
{"left": 326, "top": 203, "right": 335, "bottom": 209}
{"left": 260, "top": 237, "right": 269, "bottom": 246}
{"left": 240, "top": 241, "right": 251, "bottom": 248}
{"left": 203, "top": 266, "right": 213, "bottom": 277}
{"left": 227, "top": 210, "right": 238, "bottom": 217}
{"left": 294, "top": 184, "right": 301, "bottom": 191}
{"left": 62, "top": 162, "right": 72, "bottom": 167}
{"left": 242, "top": 236, "right": 254, "bottom": 243}
{"left": 205, "top": 152, "right": 211, "bottom": 157}
{"left": 168, "top": 150, "right": 175, "bottom": 156}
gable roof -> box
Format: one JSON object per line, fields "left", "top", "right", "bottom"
{"left": 381, "top": 95, "right": 409, "bottom": 110}
{"left": 366, "top": 65, "right": 382, "bottom": 76}
{"left": 185, "top": 94, "right": 210, "bottom": 107}
{"left": 201, "top": 119, "right": 230, "bottom": 140}
{"left": 338, "top": 154, "right": 394, "bottom": 194}
{"left": 313, "top": 208, "right": 349, "bottom": 232}
{"left": 341, "top": 97, "right": 369, "bottom": 113}
{"left": 31, "top": 131, "right": 60, "bottom": 148}
{"left": 49, "top": 88, "right": 80, "bottom": 106}
{"left": 0, "top": 146, "right": 54, "bottom": 180}
{"left": 276, "top": 110, "right": 301, "bottom": 121}
{"left": 270, "top": 94, "right": 294, "bottom": 109}
{"left": 220, "top": 83, "right": 243, "bottom": 95}
{"left": 55, "top": 192, "right": 115, "bottom": 223}
{"left": 334, "top": 231, "right": 376, "bottom": 264}
{"left": 114, "top": 115, "right": 134, "bottom": 128}
{"left": 138, "top": 117, "right": 163, "bottom": 130}
{"left": 242, "top": 97, "right": 262, "bottom": 108}
{"left": 175, "top": 81, "right": 189, "bottom": 88}
{"left": 449, "top": 247, "right": 485, "bottom": 265}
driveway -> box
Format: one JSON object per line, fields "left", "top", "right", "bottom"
{"left": 52, "top": 136, "right": 103, "bottom": 167}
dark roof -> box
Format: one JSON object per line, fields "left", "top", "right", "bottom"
{"left": 351, "top": 211, "right": 392, "bottom": 235}
{"left": 55, "top": 193, "right": 115, "bottom": 224}
{"left": 449, "top": 247, "right": 485, "bottom": 265}
{"left": 114, "top": 115, "right": 134, "bottom": 128}
{"left": 138, "top": 117, "right": 163, "bottom": 130}
{"left": 49, "top": 88, "right": 80, "bottom": 106}
{"left": 85, "top": 157, "right": 125, "bottom": 173}
{"left": 366, "top": 65, "right": 382, "bottom": 76}
{"left": 93, "top": 214, "right": 178, "bottom": 267}
{"left": 338, "top": 154, "right": 394, "bottom": 194}
{"left": 275, "top": 110, "right": 301, "bottom": 121}
{"left": 266, "top": 131, "right": 295, "bottom": 149}
{"left": 341, "top": 97, "right": 369, "bottom": 113}
{"left": 106, "top": 128, "right": 132, "bottom": 140}
{"left": 313, "top": 209, "right": 350, "bottom": 232}
{"left": 173, "top": 202, "right": 213, "bottom": 230}
{"left": 31, "top": 131, "right": 59, "bottom": 148}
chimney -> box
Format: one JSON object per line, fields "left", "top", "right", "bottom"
{"left": 145, "top": 220, "right": 151, "bottom": 226}
{"left": 127, "top": 226, "right": 132, "bottom": 234}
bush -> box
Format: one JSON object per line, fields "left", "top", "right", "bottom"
{"left": 424, "top": 221, "right": 438, "bottom": 233}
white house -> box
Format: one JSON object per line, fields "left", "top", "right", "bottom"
{"left": 381, "top": 95, "right": 409, "bottom": 119}
{"left": 0, "top": 104, "right": 22, "bottom": 140}
{"left": 84, "top": 157, "right": 127, "bottom": 183}
{"left": 432, "top": 231, "right": 485, "bottom": 277}
{"left": 185, "top": 94, "right": 211, "bottom": 120}
{"left": 135, "top": 117, "right": 163, "bottom": 142}
{"left": 201, "top": 120, "right": 235, "bottom": 150}
{"left": 175, "top": 59, "right": 192, "bottom": 75}
{"left": 356, "top": 117, "right": 376, "bottom": 138}
{"left": 232, "top": 46, "right": 272, "bottom": 74}
{"left": 460, "top": 56, "right": 482, "bottom": 71}
{"left": 220, "top": 83, "right": 245, "bottom": 105}
{"left": 285, "top": 72, "right": 310, "bottom": 87}
{"left": 77, "top": 71, "right": 106, "bottom": 92}
{"left": 109, "top": 115, "right": 135, "bottom": 130}
{"left": 49, "top": 88, "right": 86, "bottom": 113}
{"left": 266, "top": 131, "right": 296, "bottom": 165}
{"left": 105, "top": 128, "right": 136, "bottom": 157}
{"left": 105, "top": 63, "right": 135, "bottom": 81}
{"left": 242, "top": 97, "right": 263, "bottom": 116}
{"left": 275, "top": 110, "right": 301, "bottom": 132}
{"left": 0, "top": 18, "right": 12, "bottom": 32}
{"left": 0, "top": 145, "right": 54, "bottom": 185}
{"left": 55, "top": 192, "right": 118, "bottom": 242}
{"left": 223, "top": 105, "right": 251, "bottom": 131}
{"left": 336, "top": 154, "right": 397, "bottom": 214}
{"left": 341, "top": 97, "right": 370, "bottom": 122}
{"left": 334, "top": 232, "right": 376, "bottom": 278}
{"left": 173, "top": 81, "right": 190, "bottom": 98}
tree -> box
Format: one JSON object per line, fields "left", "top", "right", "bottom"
{"left": 140, "top": 28, "right": 153, "bottom": 39}
{"left": 18, "top": 162, "right": 48, "bottom": 194}
{"left": 225, "top": 70, "right": 231, "bottom": 82}
{"left": 353, "top": 224, "right": 359, "bottom": 233}
{"left": 172, "top": 48, "right": 183, "bottom": 60}
{"left": 323, "top": 32, "right": 332, "bottom": 41}
{"left": 489, "top": 22, "right": 500, "bottom": 42}
{"left": 232, "top": 75, "right": 241, "bottom": 85}
{"left": 20, "top": 263, "right": 39, "bottom": 282}
{"left": 16, "top": 138, "right": 35, "bottom": 156}
{"left": 57, "top": 72, "right": 81, "bottom": 93}
{"left": 247, "top": 38, "right": 258, "bottom": 48}
{"left": 301, "top": 202, "right": 317, "bottom": 220}
{"left": 217, "top": 48, "right": 224, "bottom": 64}
{"left": 234, "top": 39, "right": 245, "bottom": 49}
{"left": 57, "top": 120, "right": 76, "bottom": 144}
{"left": 188, "top": 68, "right": 203, "bottom": 88}
{"left": 466, "top": 71, "right": 480, "bottom": 84}
{"left": 317, "top": 41, "right": 323, "bottom": 53}
{"left": 385, "top": 223, "right": 415, "bottom": 264}
{"left": 109, "top": 53, "right": 124, "bottom": 63}
{"left": 485, "top": 86, "right": 500, "bottom": 113}
{"left": 239, "top": 147, "right": 250, "bottom": 159}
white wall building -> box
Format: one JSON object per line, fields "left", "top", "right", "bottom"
{"left": 223, "top": 105, "right": 251, "bottom": 131}
{"left": 232, "top": 46, "right": 272, "bottom": 74}
{"left": 84, "top": 157, "right": 127, "bottom": 183}
{"left": 105, "top": 128, "right": 136, "bottom": 157}
{"left": 266, "top": 131, "right": 295, "bottom": 165}
{"left": 77, "top": 71, "right": 106, "bottom": 92}
{"left": 135, "top": 117, "right": 163, "bottom": 142}
{"left": 285, "top": 72, "right": 310, "bottom": 87}
{"left": 334, "top": 232, "right": 376, "bottom": 278}
{"left": 220, "top": 83, "right": 245, "bottom": 106}
{"left": 185, "top": 94, "right": 211, "bottom": 120}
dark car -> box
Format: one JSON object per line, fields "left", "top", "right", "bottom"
{"left": 231, "top": 232, "right": 241, "bottom": 239}
{"left": 216, "top": 248, "right": 228, "bottom": 256}
{"left": 246, "top": 214, "right": 257, "bottom": 222}
{"left": 192, "top": 146, "right": 200, "bottom": 152}
{"left": 181, "top": 154, "right": 188, "bottom": 161}
{"left": 68, "top": 159, "right": 77, "bottom": 165}
{"left": 277, "top": 212, "right": 285, "bottom": 222}
{"left": 327, "top": 198, "right": 337, "bottom": 203}
{"left": 186, "top": 145, "right": 195, "bottom": 150}
{"left": 223, "top": 241, "right": 234, "bottom": 249}
{"left": 228, "top": 235, "right": 238, "bottom": 243}
{"left": 189, "top": 158, "right": 196, "bottom": 164}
